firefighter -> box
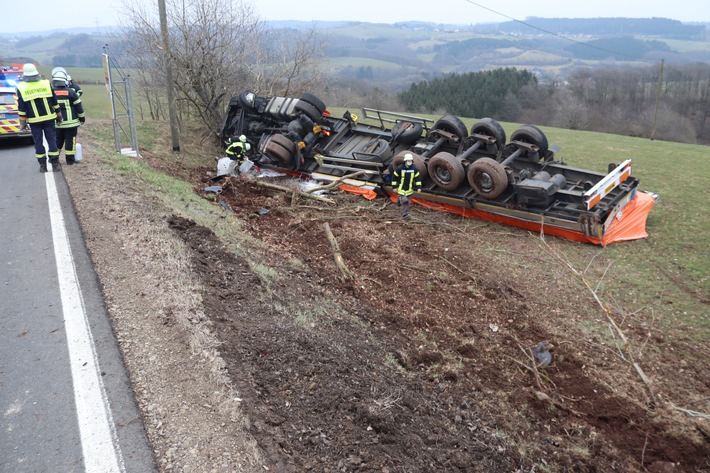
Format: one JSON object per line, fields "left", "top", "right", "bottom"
{"left": 225, "top": 134, "right": 251, "bottom": 166}
{"left": 52, "top": 69, "right": 85, "bottom": 165}
{"left": 67, "top": 74, "right": 83, "bottom": 97}
{"left": 16, "top": 63, "right": 62, "bottom": 172}
{"left": 391, "top": 153, "right": 422, "bottom": 220}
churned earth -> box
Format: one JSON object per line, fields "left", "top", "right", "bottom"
{"left": 63, "top": 122, "right": 709, "bottom": 472}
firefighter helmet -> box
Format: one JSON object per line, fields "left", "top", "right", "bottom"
{"left": 239, "top": 135, "right": 247, "bottom": 143}
{"left": 51, "top": 67, "right": 67, "bottom": 78}
{"left": 22, "top": 63, "right": 39, "bottom": 77}
{"left": 52, "top": 69, "right": 68, "bottom": 83}
{"left": 404, "top": 153, "right": 414, "bottom": 162}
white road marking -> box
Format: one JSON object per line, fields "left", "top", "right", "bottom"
{"left": 44, "top": 170, "right": 125, "bottom": 473}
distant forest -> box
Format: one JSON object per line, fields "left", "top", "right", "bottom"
{"left": 394, "top": 64, "right": 710, "bottom": 145}
{"left": 497, "top": 17, "right": 706, "bottom": 39}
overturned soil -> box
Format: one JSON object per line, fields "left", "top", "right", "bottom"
{"left": 66, "top": 132, "right": 709, "bottom": 472}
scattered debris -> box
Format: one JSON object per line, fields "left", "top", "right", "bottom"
{"left": 218, "top": 200, "right": 234, "bottom": 213}
{"left": 531, "top": 342, "right": 553, "bottom": 367}
{"left": 204, "top": 185, "right": 223, "bottom": 194}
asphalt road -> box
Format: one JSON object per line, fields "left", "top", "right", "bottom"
{"left": 0, "top": 140, "right": 155, "bottom": 472}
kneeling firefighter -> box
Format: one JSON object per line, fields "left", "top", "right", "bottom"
{"left": 225, "top": 135, "right": 251, "bottom": 165}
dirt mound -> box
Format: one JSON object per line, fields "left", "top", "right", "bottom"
{"left": 165, "top": 172, "right": 709, "bottom": 472}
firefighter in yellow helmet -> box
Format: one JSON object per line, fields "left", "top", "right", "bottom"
{"left": 391, "top": 153, "right": 422, "bottom": 220}
{"left": 16, "top": 63, "right": 63, "bottom": 172}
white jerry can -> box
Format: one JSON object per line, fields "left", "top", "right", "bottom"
{"left": 75, "top": 143, "right": 83, "bottom": 162}
{"left": 239, "top": 158, "right": 254, "bottom": 174}
{"left": 216, "top": 157, "right": 237, "bottom": 176}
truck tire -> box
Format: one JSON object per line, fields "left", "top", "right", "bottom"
{"left": 238, "top": 90, "right": 257, "bottom": 110}
{"left": 392, "top": 121, "right": 423, "bottom": 145}
{"left": 467, "top": 157, "right": 508, "bottom": 199}
{"left": 428, "top": 152, "right": 465, "bottom": 191}
{"left": 295, "top": 101, "right": 322, "bottom": 122}
{"left": 432, "top": 114, "right": 468, "bottom": 140}
{"left": 511, "top": 125, "right": 548, "bottom": 157}
{"left": 392, "top": 151, "right": 428, "bottom": 180}
{"left": 471, "top": 118, "right": 506, "bottom": 146}
{"left": 300, "top": 93, "right": 326, "bottom": 114}
{"left": 358, "top": 138, "right": 393, "bottom": 162}
{"left": 265, "top": 134, "right": 296, "bottom": 166}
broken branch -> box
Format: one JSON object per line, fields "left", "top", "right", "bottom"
{"left": 323, "top": 222, "right": 354, "bottom": 282}
{"left": 670, "top": 404, "right": 710, "bottom": 420}
{"left": 304, "top": 170, "right": 371, "bottom": 194}
{"left": 251, "top": 180, "right": 335, "bottom": 204}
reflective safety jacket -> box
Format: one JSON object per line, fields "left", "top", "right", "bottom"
{"left": 16, "top": 79, "right": 59, "bottom": 124}
{"left": 53, "top": 83, "right": 85, "bottom": 128}
{"left": 392, "top": 163, "right": 422, "bottom": 197}
{"left": 69, "top": 81, "right": 82, "bottom": 97}
{"left": 226, "top": 141, "right": 246, "bottom": 160}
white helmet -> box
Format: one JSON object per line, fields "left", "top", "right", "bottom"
{"left": 52, "top": 69, "right": 68, "bottom": 84}
{"left": 239, "top": 135, "right": 247, "bottom": 143}
{"left": 404, "top": 153, "right": 414, "bottom": 162}
{"left": 22, "top": 63, "right": 39, "bottom": 77}
{"left": 51, "top": 67, "right": 67, "bottom": 78}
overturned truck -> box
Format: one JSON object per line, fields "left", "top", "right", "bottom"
{"left": 220, "top": 91, "right": 656, "bottom": 245}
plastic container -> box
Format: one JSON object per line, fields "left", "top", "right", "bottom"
{"left": 75, "top": 143, "right": 83, "bottom": 162}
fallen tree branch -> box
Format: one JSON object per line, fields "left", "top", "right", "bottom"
{"left": 304, "top": 170, "right": 371, "bottom": 194}
{"left": 533, "top": 391, "right": 583, "bottom": 417}
{"left": 323, "top": 223, "right": 354, "bottom": 282}
{"left": 251, "top": 180, "right": 335, "bottom": 204}
{"left": 503, "top": 354, "right": 555, "bottom": 388}
{"left": 670, "top": 404, "right": 710, "bottom": 420}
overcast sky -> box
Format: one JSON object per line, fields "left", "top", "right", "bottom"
{"left": 4, "top": 0, "right": 709, "bottom": 34}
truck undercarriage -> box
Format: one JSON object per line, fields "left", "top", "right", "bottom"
{"left": 220, "top": 91, "right": 656, "bottom": 245}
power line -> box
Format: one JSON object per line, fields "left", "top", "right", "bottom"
{"left": 463, "top": 0, "right": 638, "bottom": 59}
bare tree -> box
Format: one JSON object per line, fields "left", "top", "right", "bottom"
{"left": 245, "top": 25, "right": 326, "bottom": 97}
{"left": 120, "top": 0, "right": 325, "bottom": 140}
{"left": 552, "top": 92, "right": 588, "bottom": 130}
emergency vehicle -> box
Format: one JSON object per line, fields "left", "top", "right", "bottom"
{"left": 0, "top": 64, "right": 33, "bottom": 141}
{"left": 220, "top": 90, "right": 657, "bottom": 245}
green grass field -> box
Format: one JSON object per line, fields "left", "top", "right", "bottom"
{"left": 36, "top": 66, "right": 107, "bottom": 84}
{"left": 77, "top": 84, "right": 113, "bottom": 120}
{"left": 326, "top": 57, "right": 405, "bottom": 71}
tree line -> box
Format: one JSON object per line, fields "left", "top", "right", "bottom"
{"left": 395, "top": 64, "right": 710, "bottom": 145}
{"left": 398, "top": 68, "right": 538, "bottom": 118}
{"left": 498, "top": 17, "right": 705, "bottom": 40}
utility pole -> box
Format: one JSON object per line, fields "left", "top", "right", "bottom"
{"left": 158, "top": 0, "right": 180, "bottom": 152}
{"left": 650, "top": 59, "right": 664, "bottom": 141}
